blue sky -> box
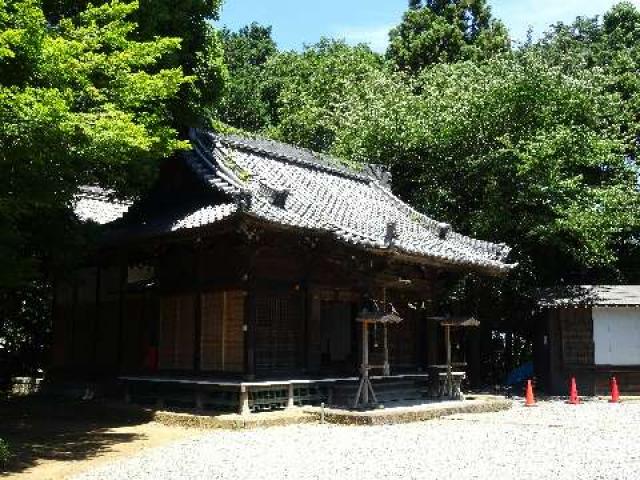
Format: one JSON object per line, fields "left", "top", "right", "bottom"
{"left": 219, "top": 0, "right": 640, "bottom": 53}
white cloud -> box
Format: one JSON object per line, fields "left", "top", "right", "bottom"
{"left": 334, "top": 24, "right": 393, "bottom": 53}
{"left": 494, "top": 0, "right": 640, "bottom": 43}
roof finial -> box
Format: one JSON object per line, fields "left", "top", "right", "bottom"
{"left": 438, "top": 222, "right": 450, "bottom": 240}
{"left": 385, "top": 221, "right": 398, "bottom": 246}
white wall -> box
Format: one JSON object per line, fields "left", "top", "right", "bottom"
{"left": 593, "top": 307, "right": 640, "bottom": 365}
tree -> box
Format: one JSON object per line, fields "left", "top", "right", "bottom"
{"left": 41, "top": 0, "right": 227, "bottom": 130}
{"left": 135, "top": 0, "right": 226, "bottom": 129}
{"left": 333, "top": 54, "right": 638, "bottom": 280}
{"left": 388, "top": 0, "right": 510, "bottom": 74}
{"left": 0, "top": 0, "right": 189, "bottom": 286}
{"left": 218, "top": 23, "right": 277, "bottom": 132}
{"left": 263, "top": 40, "right": 388, "bottom": 153}
{"left": 535, "top": 2, "right": 640, "bottom": 163}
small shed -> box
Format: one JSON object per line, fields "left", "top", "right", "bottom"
{"left": 539, "top": 285, "right": 640, "bottom": 395}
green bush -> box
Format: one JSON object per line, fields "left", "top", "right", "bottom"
{"left": 0, "top": 438, "right": 10, "bottom": 468}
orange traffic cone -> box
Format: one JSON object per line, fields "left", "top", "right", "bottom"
{"left": 524, "top": 379, "right": 536, "bottom": 407}
{"left": 610, "top": 376, "right": 620, "bottom": 403}
{"left": 568, "top": 377, "right": 580, "bottom": 405}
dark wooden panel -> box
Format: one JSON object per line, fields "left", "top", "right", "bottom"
{"left": 320, "top": 301, "right": 353, "bottom": 368}
{"left": 255, "top": 289, "right": 303, "bottom": 375}
{"left": 72, "top": 303, "right": 95, "bottom": 369}
{"left": 94, "top": 300, "right": 120, "bottom": 371}
{"left": 201, "top": 291, "right": 223, "bottom": 371}
{"left": 561, "top": 307, "right": 593, "bottom": 366}
{"left": 121, "top": 293, "right": 147, "bottom": 372}
{"left": 224, "top": 291, "right": 245, "bottom": 372}
{"left": 51, "top": 282, "right": 74, "bottom": 368}
{"left": 72, "top": 269, "right": 98, "bottom": 370}
{"left": 159, "top": 294, "right": 195, "bottom": 370}
{"left": 200, "top": 290, "right": 245, "bottom": 373}
{"left": 307, "top": 294, "right": 322, "bottom": 373}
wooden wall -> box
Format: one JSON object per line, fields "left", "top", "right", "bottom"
{"left": 158, "top": 294, "right": 195, "bottom": 370}
{"left": 95, "top": 266, "right": 123, "bottom": 372}
{"left": 51, "top": 223, "right": 444, "bottom": 380}
{"left": 201, "top": 290, "right": 245, "bottom": 373}
{"left": 254, "top": 288, "right": 304, "bottom": 376}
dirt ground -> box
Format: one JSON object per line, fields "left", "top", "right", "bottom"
{"left": 0, "top": 396, "right": 201, "bottom": 480}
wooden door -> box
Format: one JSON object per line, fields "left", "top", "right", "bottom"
{"left": 255, "top": 290, "right": 303, "bottom": 375}
{"left": 320, "top": 301, "right": 353, "bottom": 368}
{"left": 158, "top": 294, "right": 195, "bottom": 370}
{"left": 201, "top": 290, "right": 245, "bottom": 373}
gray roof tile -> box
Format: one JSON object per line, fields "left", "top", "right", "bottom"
{"left": 73, "top": 186, "right": 131, "bottom": 225}
{"left": 182, "top": 129, "right": 514, "bottom": 273}
{"left": 541, "top": 285, "right": 640, "bottom": 307}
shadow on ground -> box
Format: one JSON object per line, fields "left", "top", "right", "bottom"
{"left": 0, "top": 395, "right": 153, "bottom": 475}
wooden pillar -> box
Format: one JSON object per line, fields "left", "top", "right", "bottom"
{"left": 91, "top": 266, "right": 102, "bottom": 372}
{"left": 193, "top": 245, "right": 202, "bottom": 372}
{"left": 70, "top": 276, "right": 79, "bottom": 368}
{"left": 286, "top": 383, "right": 295, "bottom": 409}
{"left": 383, "top": 324, "right": 390, "bottom": 376}
{"left": 239, "top": 385, "right": 250, "bottom": 415}
{"left": 445, "top": 324, "right": 452, "bottom": 398}
{"left": 426, "top": 316, "right": 439, "bottom": 365}
{"left": 116, "top": 258, "right": 127, "bottom": 372}
{"left": 244, "top": 287, "right": 256, "bottom": 380}
{"left": 306, "top": 289, "right": 321, "bottom": 373}
{"left": 362, "top": 321, "right": 369, "bottom": 404}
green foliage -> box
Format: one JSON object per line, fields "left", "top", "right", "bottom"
{"left": 0, "top": 0, "right": 189, "bottom": 287}
{"left": 0, "top": 284, "right": 53, "bottom": 378}
{"left": 254, "top": 35, "right": 639, "bottom": 289}
{"left": 218, "top": 23, "right": 277, "bottom": 132}
{"left": 264, "top": 40, "right": 387, "bottom": 155}
{"left": 388, "top": 0, "right": 510, "bottom": 74}
{"left": 40, "top": 0, "right": 227, "bottom": 129}
{"left": 534, "top": 2, "right": 640, "bottom": 161}
{"left": 0, "top": 438, "right": 10, "bottom": 468}
{"left": 337, "top": 54, "right": 638, "bottom": 278}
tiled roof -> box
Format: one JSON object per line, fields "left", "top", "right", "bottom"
{"left": 541, "top": 285, "right": 640, "bottom": 307}
{"left": 178, "top": 129, "right": 514, "bottom": 273}
{"left": 73, "top": 186, "right": 132, "bottom": 225}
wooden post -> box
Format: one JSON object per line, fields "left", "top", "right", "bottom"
{"left": 221, "top": 291, "right": 227, "bottom": 371}
{"left": 116, "top": 259, "right": 127, "bottom": 372}
{"left": 362, "top": 321, "right": 369, "bottom": 405}
{"left": 193, "top": 246, "right": 203, "bottom": 372}
{"left": 239, "top": 385, "right": 250, "bottom": 416}
{"left": 92, "top": 266, "right": 101, "bottom": 371}
{"left": 383, "top": 323, "right": 390, "bottom": 376}
{"left": 244, "top": 288, "right": 256, "bottom": 380}
{"left": 70, "top": 275, "right": 78, "bottom": 368}
{"left": 286, "top": 383, "right": 295, "bottom": 409}
{"left": 445, "top": 324, "right": 452, "bottom": 398}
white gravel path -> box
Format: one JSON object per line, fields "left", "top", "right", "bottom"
{"left": 74, "top": 400, "right": 640, "bottom": 480}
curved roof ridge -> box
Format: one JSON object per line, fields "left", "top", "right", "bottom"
{"left": 371, "top": 181, "right": 511, "bottom": 260}
{"left": 191, "top": 130, "right": 250, "bottom": 194}
{"left": 180, "top": 128, "right": 515, "bottom": 273}
{"left": 207, "top": 131, "right": 372, "bottom": 183}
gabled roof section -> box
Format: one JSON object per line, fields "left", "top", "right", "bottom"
{"left": 541, "top": 285, "right": 640, "bottom": 307}
{"left": 74, "top": 186, "right": 132, "bottom": 225}
{"left": 185, "top": 129, "right": 514, "bottom": 273}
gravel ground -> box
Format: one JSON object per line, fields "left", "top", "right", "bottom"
{"left": 74, "top": 399, "right": 640, "bottom": 480}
